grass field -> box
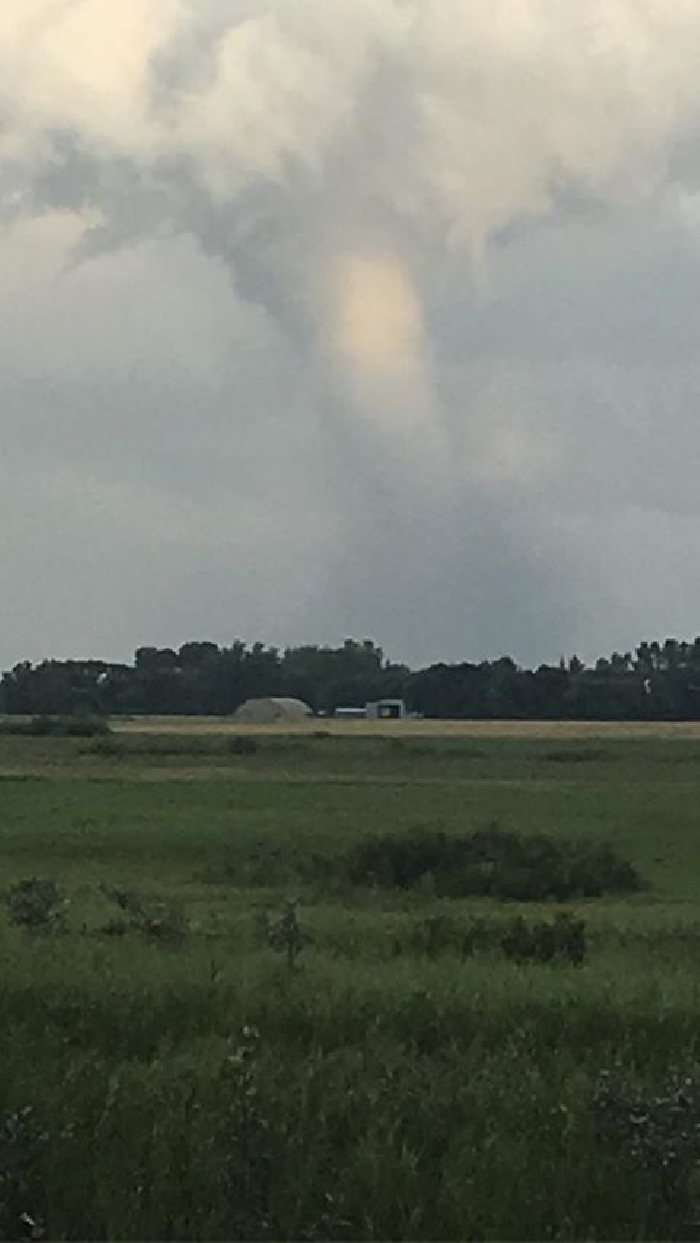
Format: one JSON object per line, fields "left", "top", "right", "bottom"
{"left": 1, "top": 723, "right": 700, "bottom": 1239}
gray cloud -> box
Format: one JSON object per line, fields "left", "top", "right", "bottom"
{"left": 3, "top": 2, "right": 700, "bottom": 668}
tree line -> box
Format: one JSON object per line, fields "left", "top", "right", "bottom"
{"left": 3, "top": 636, "right": 700, "bottom": 720}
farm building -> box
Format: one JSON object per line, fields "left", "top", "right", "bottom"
{"left": 233, "top": 697, "right": 313, "bottom": 724}
{"left": 366, "top": 699, "right": 406, "bottom": 720}
{"left": 333, "top": 701, "right": 407, "bottom": 720}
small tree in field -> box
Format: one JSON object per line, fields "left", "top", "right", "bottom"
{"left": 260, "top": 901, "right": 307, "bottom": 972}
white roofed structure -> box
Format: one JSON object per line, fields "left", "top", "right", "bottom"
{"left": 233, "top": 697, "right": 313, "bottom": 724}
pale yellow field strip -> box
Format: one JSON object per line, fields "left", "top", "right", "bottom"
{"left": 111, "top": 716, "right": 700, "bottom": 741}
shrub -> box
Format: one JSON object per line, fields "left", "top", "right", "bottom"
{"left": 87, "top": 736, "right": 119, "bottom": 757}
{"left": 500, "top": 913, "right": 586, "bottom": 965}
{"left": 0, "top": 715, "right": 110, "bottom": 738}
{"left": 6, "top": 879, "right": 65, "bottom": 932}
{"left": 226, "top": 736, "right": 259, "bottom": 756}
{"left": 401, "top": 912, "right": 586, "bottom": 964}
{"left": 88, "top": 735, "right": 258, "bottom": 759}
{"left": 93, "top": 736, "right": 213, "bottom": 757}
{"left": 100, "top": 885, "right": 187, "bottom": 946}
{"left": 343, "top": 824, "right": 641, "bottom": 901}
{"left": 403, "top": 913, "right": 492, "bottom": 960}
{"left": 544, "top": 748, "right": 612, "bottom": 764}
{"left": 139, "top": 904, "right": 187, "bottom": 946}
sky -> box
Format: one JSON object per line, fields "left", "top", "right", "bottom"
{"left": 3, "top": 0, "right": 700, "bottom": 670}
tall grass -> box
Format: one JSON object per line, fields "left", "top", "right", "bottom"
{"left": 0, "top": 732, "right": 699, "bottom": 1236}
{"left": 0, "top": 940, "right": 699, "bottom": 1239}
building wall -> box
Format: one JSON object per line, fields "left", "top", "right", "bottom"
{"left": 366, "top": 699, "right": 406, "bottom": 720}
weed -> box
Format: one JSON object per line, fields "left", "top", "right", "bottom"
{"left": 0, "top": 1108, "right": 47, "bottom": 1240}
{"left": 220, "top": 1026, "right": 277, "bottom": 1237}
{"left": 595, "top": 1071, "right": 700, "bottom": 1235}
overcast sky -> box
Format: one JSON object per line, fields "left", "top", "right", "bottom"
{"left": 3, "top": 1, "right": 700, "bottom": 669}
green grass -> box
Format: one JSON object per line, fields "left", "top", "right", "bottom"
{"left": 0, "top": 730, "right": 700, "bottom": 1237}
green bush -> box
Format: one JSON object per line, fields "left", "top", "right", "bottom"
{"left": 544, "top": 747, "right": 612, "bottom": 764}
{"left": 226, "top": 736, "right": 259, "bottom": 756}
{"left": 400, "top": 912, "right": 586, "bottom": 964}
{"left": 100, "top": 886, "right": 187, "bottom": 946}
{"left": 500, "top": 913, "right": 586, "bottom": 965}
{"left": 87, "top": 734, "right": 258, "bottom": 759}
{"left": 400, "top": 913, "right": 494, "bottom": 960}
{"left": 0, "top": 715, "right": 110, "bottom": 738}
{"left": 344, "top": 824, "right": 641, "bottom": 901}
{"left": 6, "top": 879, "right": 65, "bottom": 932}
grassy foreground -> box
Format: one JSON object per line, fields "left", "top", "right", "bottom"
{"left": 0, "top": 727, "right": 699, "bottom": 1239}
